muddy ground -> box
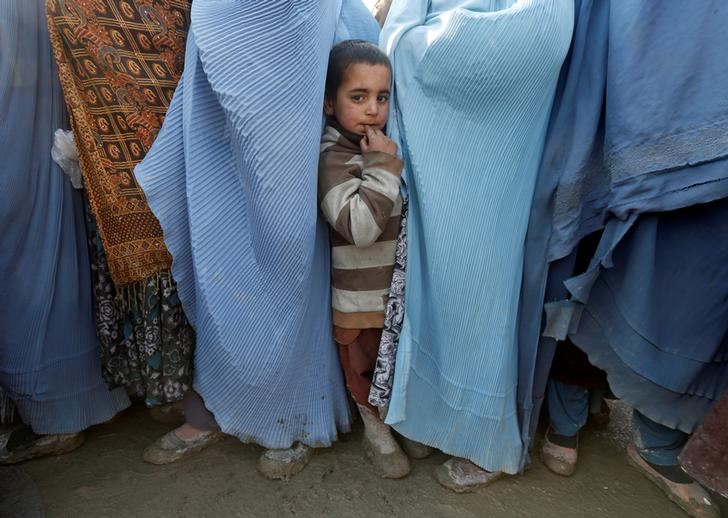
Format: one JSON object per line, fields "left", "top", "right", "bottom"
{"left": 1, "top": 401, "right": 688, "bottom": 518}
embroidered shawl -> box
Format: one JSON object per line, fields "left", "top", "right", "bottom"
{"left": 46, "top": 0, "right": 190, "bottom": 285}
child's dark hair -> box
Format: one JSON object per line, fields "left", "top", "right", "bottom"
{"left": 325, "top": 40, "right": 392, "bottom": 99}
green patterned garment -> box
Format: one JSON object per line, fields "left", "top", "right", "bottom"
{"left": 84, "top": 199, "right": 194, "bottom": 406}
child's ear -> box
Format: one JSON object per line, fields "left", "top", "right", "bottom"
{"left": 323, "top": 96, "right": 335, "bottom": 117}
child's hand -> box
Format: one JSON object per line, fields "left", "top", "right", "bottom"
{"left": 360, "top": 126, "right": 397, "bottom": 156}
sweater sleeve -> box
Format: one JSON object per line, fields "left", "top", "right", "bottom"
{"left": 319, "top": 149, "right": 403, "bottom": 248}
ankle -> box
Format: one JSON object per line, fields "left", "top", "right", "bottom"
{"left": 641, "top": 456, "right": 694, "bottom": 484}
{"left": 546, "top": 428, "right": 578, "bottom": 449}
{"left": 174, "top": 423, "right": 208, "bottom": 441}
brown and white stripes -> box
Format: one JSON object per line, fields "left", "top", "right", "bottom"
{"left": 318, "top": 125, "right": 403, "bottom": 329}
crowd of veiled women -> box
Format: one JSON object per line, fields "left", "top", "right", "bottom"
{"left": 1, "top": 1, "right": 726, "bottom": 517}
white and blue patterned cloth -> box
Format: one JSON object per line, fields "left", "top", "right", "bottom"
{"left": 136, "top": 1, "right": 379, "bottom": 448}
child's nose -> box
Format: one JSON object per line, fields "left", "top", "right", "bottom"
{"left": 365, "top": 100, "right": 379, "bottom": 115}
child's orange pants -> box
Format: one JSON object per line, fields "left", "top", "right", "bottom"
{"left": 333, "top": 326, "right": 381, "bottom": 413}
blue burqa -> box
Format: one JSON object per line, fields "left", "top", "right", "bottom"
{"left": 519, "top": 0, "right": 728, "bottom": 437}
{"left": 135, "top": 1, "right": 379, "bottom": 448}
{"left": 0, "top": 0, "right": 130, "bottom": 434}
{"left": 380, "top": 0, "right": 573, "bottom": 473}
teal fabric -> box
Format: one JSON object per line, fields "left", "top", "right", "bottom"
{"left": 382, "top": 0, "right": 573, "bottom": 473}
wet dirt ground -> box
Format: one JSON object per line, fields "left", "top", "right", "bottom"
{"left": 1, "top": 400, "right": 690, "bottom": 517}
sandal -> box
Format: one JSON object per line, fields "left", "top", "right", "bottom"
{"left": 359, "top": 405, "right": 410, "bottom": 479}
{"left": 397, "top": 435, "right": 435, "bottom": 460}
{"left": 626, "top": 445, "right": 719, "bottom": 518}
{"left": 0, "top": 425, "right": 84, "bottom": 464}
{"left": 434, "top": 457, "right": 504, "bottom": 493}
{"left": 541, "top": 427, "right": 578, "bottom": 477}
{"left": 143, "top": 429, "right": 225, "bottom": 465}
{"left": 257, "top": 442, "right": 312, "bottom": 480}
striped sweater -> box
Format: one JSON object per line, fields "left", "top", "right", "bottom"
{"left": 318, "top": 125, "right": 403, "bottom": 329}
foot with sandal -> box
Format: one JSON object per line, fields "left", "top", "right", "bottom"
{"left": 0, "top": 425, "right": 85, "bottom": 465}
{"left": 435, "top": 457, "right": 504, "bottom": 493}
{"left": 144, "top": 420, "right": 313, "bottom": 482}
{"left": 143, "top": 423, "right": 225, "bottom": 465}
{"left": 540, "top": 391, "right": 720, "bottom": 518}
{"left": 627, "top": 445, "right": 718, "bottom": 518}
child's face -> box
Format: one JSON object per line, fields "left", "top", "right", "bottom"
{"left": 324, "top": 63, "right": 391, "bottom": 136}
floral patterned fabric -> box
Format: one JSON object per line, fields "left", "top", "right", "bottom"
{"left": 84, "top": 199, "right": 194, "bottom": 406}
{"left": 369, "top": 200, "right": 408, "bottom": 409}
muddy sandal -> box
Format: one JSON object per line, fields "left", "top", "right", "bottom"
{"left": 358, "top": 405, "right": 410, "bottom": 479}
{"left": 257, "top": 443, "right": 312, "bottom": 480}
{"left": 398, "top": 435, "right": 435, "bottom": 460}
{"left": 0, "top": 425, "right": 84, "bottom": 464}
{"left": 626, "top": 445, "right": 719, "bottom": 518}
{"left": 435, "top": 457, "right": 504, "bottom": 493}
{"left": 143, "top": 429, "right": 225, "bottom": 465}
{"left": 541, "top": 428, "right": 578, "bottom": 477}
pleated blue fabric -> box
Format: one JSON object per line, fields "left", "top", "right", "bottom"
{"left": 135, "top": 1, "right": 379, "bottom": 448}
{"left": 381, "top": 0, "right": 573, "bottom": 473}
{"left": 567, "top": 200, "right": 728, "bottom": 434}
{"left": 0, "top": 0, "right": 130, "bottom": 434}
{"left": 519, "top": 0, "right": 728, "bottom": 441}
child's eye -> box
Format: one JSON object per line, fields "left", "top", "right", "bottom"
{"left": 351, "top": 95, "right": 363, "bottom": 102}
{"left": 377, "top": 95, "right": 389, "bottom": 103}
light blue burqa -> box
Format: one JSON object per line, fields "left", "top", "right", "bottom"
{"left": 135, "top": 1, "right": 379, "bottom": 448}
{"left": 381, "top": 0, "right": 573, "bottom": 472}
{"left": 0, "top": 0, "right": 130, "bottom": 433}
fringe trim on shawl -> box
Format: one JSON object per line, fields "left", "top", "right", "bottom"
{"left": 116, "top": 270, "right": 173, "bottom": 312}
{"left": 45, "top": 0, "right": 189, "bottom": 286}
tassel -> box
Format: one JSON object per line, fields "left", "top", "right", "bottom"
{"left": 114, "top": 270, "right": 170, "bottom": 314}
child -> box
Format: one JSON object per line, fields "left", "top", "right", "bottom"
{"left": 319, "top": 40, "right": 410, "bottom": 478}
